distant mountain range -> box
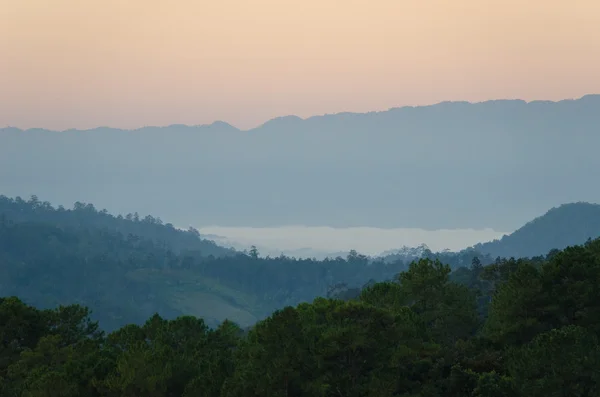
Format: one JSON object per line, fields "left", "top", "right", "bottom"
{"left": 2, "top": 95, "right": 600, "bottom": 232}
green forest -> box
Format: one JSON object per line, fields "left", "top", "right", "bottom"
{"left": 3, "top": 240, "right": 600, "bottom": 396}
{"left": 0, "top": 195, "right": 493, "bottom": 331}
{"left": 2, "top": 195, "right": 600, "bottom": 396}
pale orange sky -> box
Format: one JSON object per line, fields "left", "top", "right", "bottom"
{"left": 1, "top": 0, "right": 599, "bottom": 130}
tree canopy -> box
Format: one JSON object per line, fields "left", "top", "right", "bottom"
{"left": 3, "top": 237, "right": 600, "bottom": 396}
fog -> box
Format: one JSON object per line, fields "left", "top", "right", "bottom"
{"left": 198, "top": 225, "right": 508, "bottom": 258}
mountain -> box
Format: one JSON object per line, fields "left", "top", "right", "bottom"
{"left": 2, "top": 95, "right": 600, "bottom": 231}
{"left": 0, "top": 196, "right": 410, "bottom": 331}
{"left": 0, "top": 195, "right": 234, "bottom": 257}
{"left": 472, "top": 202, "right": 600, "bottom": 259}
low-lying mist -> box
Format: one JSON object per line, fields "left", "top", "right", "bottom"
{"left": 197, "top": 225, "right": 508, "bottom": 258}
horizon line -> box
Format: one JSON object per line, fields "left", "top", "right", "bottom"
{"left": 3, "top": 93, "right": 598, "bottom": 133}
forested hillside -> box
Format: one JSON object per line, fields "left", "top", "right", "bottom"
{"left": 473, "top": 202, "right": 600, "bottom": 259}
{"left": 0, "top": 195, "right": 493, "bottom": 331}
{"left": 0, "top": 195, "right": 233, "bottom": 256}
{"left": 3, "top": 238, "right": 600, "bottom": 396}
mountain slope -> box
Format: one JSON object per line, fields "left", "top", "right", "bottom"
{"left": 2, "top": 95, "right": 600, "bottom": 231}
{"left": 0, "top": 214, "right": 268, "bottom": 331}
{"left": 472, "top": 202, "right": 600, "bottom": 259}
{"left": 0, "top": 196, "right": 412, "bottom": 331}
{"left": 0, "top": 195, "right": 234, "bottom": 256}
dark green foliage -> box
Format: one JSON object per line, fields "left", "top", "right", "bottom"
{"left": 0, "top": 195, "right": 412, "bottom": 331}
{"left": 484, "top": 238, "right": 600, "bottom": 346}
{"left": 3, "top": 197, "right": 600, "bottom": 395}
{"left": 4, "top": 236, "right": 600, "bottom": 396}
{"left": 506, "top": 325, "right": 600, "bottom": 397}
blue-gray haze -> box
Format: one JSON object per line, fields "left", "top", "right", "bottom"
{"left": 1, "top": 95, "right": 599, "bottom": 231}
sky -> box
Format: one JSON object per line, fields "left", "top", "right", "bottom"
{"left": 1, "top": 0, "right": 599, "bottom": 131}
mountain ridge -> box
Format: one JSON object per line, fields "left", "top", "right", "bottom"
{"left": 2, "top": 94, "right": 598, "bottom": 134}
{"left": 2, "top": 94, "right": 600, "bottom": 232}
{"left": 471, "top": 202, "right": 600, "bottom": 259}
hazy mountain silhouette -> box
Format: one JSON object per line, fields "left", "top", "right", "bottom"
{"left": 2, "top": 95, "right": 600, "bottom": 231}
{"left": 472, "top": 202, "right": 600, "bottom": 259}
